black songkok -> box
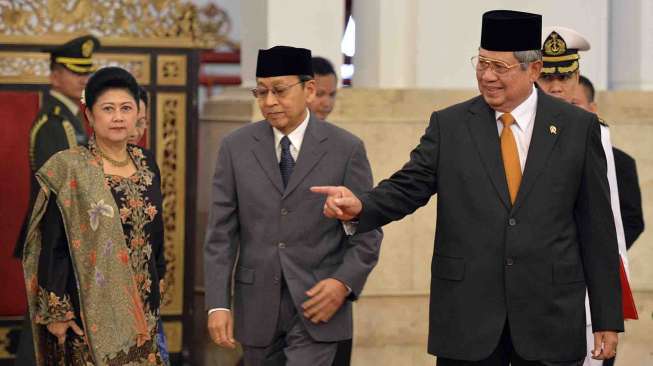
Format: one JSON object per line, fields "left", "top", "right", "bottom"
{"left": 481, "top": 10, "right": 542, "bottom": 51}
{"left": 256, "top": 46, "right": 313, "bottom": 77}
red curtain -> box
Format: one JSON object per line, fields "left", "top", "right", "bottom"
{"left": 0, "top": 91, "right": 40, "bottom": 316}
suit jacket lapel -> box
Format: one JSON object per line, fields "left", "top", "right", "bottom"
{"left": 251, "top": 123, "right": 285, "bottom": 195}
{"left": 467, "top": 97, "right": 512, "bottom": 210}
{"left": 283, "top": 116, "right": 327, "bottom": 199}
{"left": 511, "top": 91, "right": 563, "bottom": 213}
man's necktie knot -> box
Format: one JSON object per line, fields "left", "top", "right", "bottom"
{"left": 280, "top": 135, "right": 291, "bottom": 150}
{"left": 500, "top": 113, "right": 515, "bottom": 127}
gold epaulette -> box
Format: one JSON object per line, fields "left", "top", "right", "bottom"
{"left": 29, "top": 114, "right": 49, "bottom": 171}
{"left": 61, "top": 120, "right": 78, "bottom": 148}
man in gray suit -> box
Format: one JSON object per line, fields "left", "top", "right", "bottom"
{"left": 204, "top": 45, "right": 383, "bottom": 366}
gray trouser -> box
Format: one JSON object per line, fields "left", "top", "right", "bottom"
{"left": 242, "top": 282, "right": 337, "bottom": 366}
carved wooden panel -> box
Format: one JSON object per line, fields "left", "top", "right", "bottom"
{"left": 156, "top": 92, "right": 187, "bottom": 315}
{"left": 157, "top": 55, "right": 187, "bottom": 86}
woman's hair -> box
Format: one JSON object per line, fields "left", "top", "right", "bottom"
{"left": 83, "top": 67, "right": 140, "bottom": 109}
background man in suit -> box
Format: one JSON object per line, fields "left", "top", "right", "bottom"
{"left": 204, "top": 45, "right": 382, "bottom": 366}
{"left": 308, "top": 56, "right": 338, "bottom": 121}
{"left": 128, "top": 86, "right": 150, "bottom": 145}
{"left": 572, "top": 75, "right": 644, "bottom": 366}
{"left": 572, "top": 76, "right": 645, "bottom": 250}
{"left": 313, "top": 10, "right": 623, "bottom": 366}
{"left": 13, "top": 34, "right": 99, "bottom": 366}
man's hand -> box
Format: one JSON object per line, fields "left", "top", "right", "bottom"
{"left": 310, "top": 186, "right": 362, "bottom": 221}
{"left": 302, "top": 278, "right": 349, "bottom": 324}
{"left": 46, "top": 320, "right": 83, "bottom": 345}
{"left": 591, "top": 331, "right": 618, "bottom": 360}
{"left": 208, "top": 310, "right": 236, "bottom": 349}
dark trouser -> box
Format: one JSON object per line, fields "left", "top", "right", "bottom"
{"left": 332, "top": 338, "right": 352, "bottom": 366}
{"left": 14, "top": 316, "right": 36, "bottom": 366}
{"left": 242, "top": 282, "right": 337, "bottom": 366}
{"left": 602, "top": 357, "right": 614, "bottom": 366}
{"left": 437, "top": 321, "right": 584, "bottom": 366}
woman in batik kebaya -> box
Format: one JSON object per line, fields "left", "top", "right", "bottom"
{"left": 23, "top": 67, "right": 166, "bottom": 365}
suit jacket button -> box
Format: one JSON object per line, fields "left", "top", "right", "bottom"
{"left": 505, "top": 258, "right": 514, "bottom": 266}
{"left": 273, "top": 276, "right": 280, "bottom": 283}
{"left": 508, "top": 218, "right": 517, "bottom": 226}
{"left": 281, "top": 208, "right": 289, "bottom": 216}
{"left": 278, "top": 242, "right": 286, "bottom": 248}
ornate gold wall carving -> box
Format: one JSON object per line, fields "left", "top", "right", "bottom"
{"left": 0, "top": 326, "right": 15, "bottom": 359}
{"left": 157, "top": 55, "right": 187, "bottom": 86}
{"left": 0, "top": 51, "right": 49, "bottom": 84}
{"left": 0, "top": 0, "right": 237, "bottom": 49}
{"left": 0, "top": 52, "right": 151, "bottom": 84}
{"left": 156, "top": 93, "right": 186, "bottom": 315}
{"left": 95, "top": 53, "right": 151, "bottom": 85}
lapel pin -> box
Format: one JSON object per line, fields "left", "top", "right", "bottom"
{"left": 549, "top": 125, "right": 557, "bottom": 135}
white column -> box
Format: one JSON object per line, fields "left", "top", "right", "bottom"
{"left": 240, "top": 0, "right": 345, "bottom": 87}
{"left": 352, "top": 0, "right": 417, "bottom": 88}
{"left": 609, "top": 0, "right": 653, "bottom": 90}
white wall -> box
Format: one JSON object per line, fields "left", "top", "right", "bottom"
{"left": 240, "top": 0, "right": 344, "bottom": 86}
{"left": 415, "top": 0, "right": 609, "bottom": 90}
{"left": 609, "top": 0, "right": 653, "bottom": 90}
{"left": 352, "top": 0, "right": 418, "bottom": 87}
{"left": 197, "top": 0, "right": 653, "bottom": 91}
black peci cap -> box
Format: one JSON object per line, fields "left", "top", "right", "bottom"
{"left": 481, "top": 10, "right": 542, "bottom": 51}
{"left": 256, "top": 46, "right": 313, "bottom": 78}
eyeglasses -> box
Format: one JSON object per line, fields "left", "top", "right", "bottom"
{"left": 471, "top": 55, "right": 526, "bottom": 75}
{"left": 251, "top": 81, "right": 304, "bottom": 99}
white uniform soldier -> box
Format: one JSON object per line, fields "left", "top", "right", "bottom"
{"left": 537, "top": 26, "right": 634, "bottom": 366}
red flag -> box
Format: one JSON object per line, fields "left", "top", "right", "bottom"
{"left": 619, "top": 257, "right": 638, "bottom": 320}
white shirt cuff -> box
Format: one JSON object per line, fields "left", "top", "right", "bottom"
{"left": 342, "top": 220, "right": 358, "bottom": 236}
{"left": 208, "top": 308, "right": 230, "bottom": 315}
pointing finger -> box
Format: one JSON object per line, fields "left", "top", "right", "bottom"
{"left": 311, "top": 186, "right": 340, "bottom": 196}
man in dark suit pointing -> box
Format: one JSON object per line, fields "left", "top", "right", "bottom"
{"left": 313, "top": 10, "right": 623, "bottom": 366}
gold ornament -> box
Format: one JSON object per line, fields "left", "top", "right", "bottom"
{"left": 82, "top": 39, "right": 94, "bottom": 57}
{"left": 544, "top": 32, "right": 567, "bottom": 56}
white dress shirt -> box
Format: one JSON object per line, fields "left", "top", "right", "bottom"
{"left": 272, "top": 109, "right": 310, "bottom": 162}
{"left": 495, "top": 86, "right": 538, "bottom": 173}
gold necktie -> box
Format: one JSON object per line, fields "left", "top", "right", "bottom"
{"left": 500, "top": 113, "right": 521, "bottom": 204}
